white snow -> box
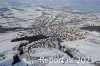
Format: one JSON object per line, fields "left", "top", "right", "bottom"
{"left": 0, "top": 32, "right": 19, "bottom": 53}
{"left": 61, "top": 35, "right": 100, "bottom": 62}
{"left": 0, "top": 4, "right": 100, "bottom": 66}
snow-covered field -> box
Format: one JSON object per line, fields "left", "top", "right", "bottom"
{"left": 0, "top": 4, "right": 100, "bottom": 66}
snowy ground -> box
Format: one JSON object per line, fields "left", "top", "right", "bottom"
{"left": 61, "top": 31, "right": 100, "bottom": 63}
{"left": 0, "top": 4, "right": 100, "bottom": 66}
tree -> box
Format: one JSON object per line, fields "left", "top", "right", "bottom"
{"left": 12, "top": 54, "right": 20, "bottom": 65}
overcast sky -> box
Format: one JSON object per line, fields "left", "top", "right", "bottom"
{"left": 0, "top": 0, "right": 100, "bottom": 12}
{"left": 0, "top": 0, "right": 99, "bottom": 6}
